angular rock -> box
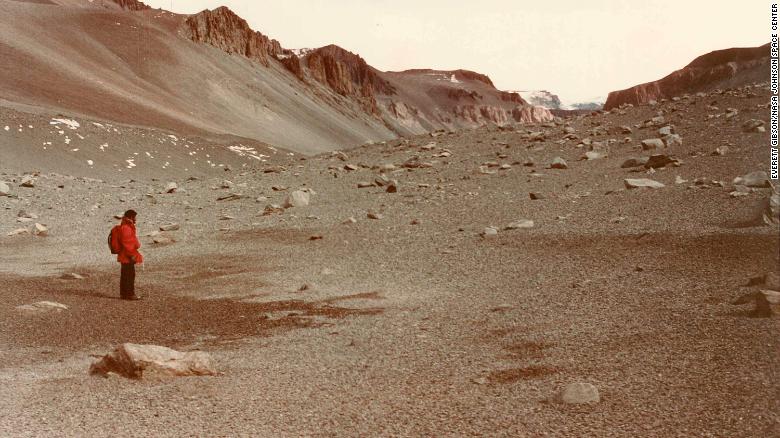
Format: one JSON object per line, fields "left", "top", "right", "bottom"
{"left": 662, "top": 134, "right": 683, "bottom": 147}
{"left": 624, "top": 178, "right": 665, "bottom": 189}
{"left": 742, "top": 119, "right": 765, "bottom": 132}
{"left": 560, "top": 382, "right": 600, "bottom": 404}
{"left": 385, "top": 180, "right": 398, "bottom": 193}
{"left": 33, "top": 223, "right": 48, "bottom": 236}
{"left": 262, "top": 204, "right": 284, "bottom": 216}
{"left": 283, "top": 190, "right": 310, "bottom": 208}
{"left": 621, "top": 157, "right": 649, "bottom": 168}
{"left": 19, "top": 175, "right": 36, "bottom": 188}
{"left": 16, "top": 301, "right": 68, "bottom": 314}
{"left": 481, "top": 226, "right": 498, "bottom": 237}
{"left": 89, "top": 343, "right": 217, "bottom": 379}
{"left": 505, "top": 220, "right": 534, "bottom": 230}
{"left": 0, "top": 181, "right": 9, "bottom": 196}
{"left": 367, "top": 211, "right": 383, "bottom": 220}
{"left": 644, "top": 154, "right": 680, "bottom": 169}
{"left": 582, "top": 151, "right": 602, "bottom": 160}
{"left": 549, "top": 157, "right": 568, "bottom": 169}
{"left": 165, "top": 182, "right": 178, "bottom": 193}
{"left": 159, "top": 223, "right": 180, "bottom": 232}
{"left": 733, "top": 171, "right": 770, "bottom": 188}
{"left": 357, "top": 181, "right": 374, "bottom": 188}
{"left": 7, "top": 228, "right": 29, "bottom": 236}
{"left": 641, "top": 138, "right": 664, "bottom": 150}
{"left": 60, "top": 273, "right": 85, "bottom": 280}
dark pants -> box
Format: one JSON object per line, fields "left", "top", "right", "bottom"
{"left": 120, "top": 263, "right": 136, "bottom": 298}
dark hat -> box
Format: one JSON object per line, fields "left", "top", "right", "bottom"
{"left": 123, "top": 209, "right": 137, "bottom": 219}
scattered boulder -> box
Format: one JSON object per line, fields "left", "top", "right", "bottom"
{"left": 217, "top": 193, "right": 243, "bottom": 201}
{"left": 582, "top": 151, "right": 603, "bottom": 160}
{"left": 742, "top": 119, "right": 766, "bottom": 133}
{"left": 342, "top": 216, "right": 357, "bottom": 224}
{"left": 658, "top": 126, "right": 673, "bottom": 136}
{"left": 641, "top": 139, "right": 664, "bottom": 150}
{"left": 60, "top": 273, "right": 85, "bottom": 280}
{"left": 762, "top": 193, "right": 780, "bottom": 225}
{"left": 733, "top": 171, "right": 771, "bottom": 188}
{"left": 713, "top": 146, "right": 729, "bottom": 156}
{"left": 159, "top": 223, "right": 180, "bottom": 232}
{"left": 262, "top": 204, "right": 284, "bottom": 216}
{"left": 367, "top": 211, "right": 383, "bottom": 220}
{"left": 165, "top": 182, "right": 178, "bottom": 193}
{"left": 0, "top": 181, "right": 9, "bottom": 196}
{"left": 283, "top": 190, "right": 310, "bottom": 208}
{"left": 529, "top": 192, "right": 545, "bottom": 200}
{"left": 624, "top": 178, "right": 665, "bottom": 189}
{"left": 621, "top": 157, "right": 649, "bottom": 168}
{"left": 357, "top": 181, "right": 374, "bottom": 188}
{"left": 153, "top": 235, "right": 174, "bottom": 245}
{"left": 550, "top": 157, "right": 568, "bottom": 169}
{"left": 644, "top": 154, "right": 680, "bottom": 169}
{"left": 19, "top": 175, "right": 35, "bottom": 188}
{"left": 662, "top": 134, "right": 683, "bottom": 147}
{"left": 89, "top": 343, "right": 217, "bottom": 379}
{"left": 505, "top": 220, "right": 534, "bottom": 230}
{"left": 33, "top": 223, "right": 48, "bottom": 236}
{"left": 481, "top": 226, "right": 499, "bottom": 238}
{"left": 7, "top": 228, "right": 29, "bottom": 236}
{"left": 560, "top": 382, "right": 600, "bottom": 404}
{"left": 16, "top": 301, "right": 68, "bottom": 314}
{"left": 385, "top": 180, "right": 399, "bottom": 193}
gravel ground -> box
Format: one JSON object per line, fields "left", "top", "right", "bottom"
{"left": 0, "top": 84, "right": 778, "bottom": 437}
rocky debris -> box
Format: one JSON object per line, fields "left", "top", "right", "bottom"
{"left": 529, "top": 192, "right": 545, "bottom": 200}
{"left": 262, "top": 204, "right": 284, "bottom": 216}
{"left": 644, "top": 154, "right": 680, "bottom": 169}
{"left": 217, "top": 193, "right": 243, "bottom": 202}
{"left": 33, "top": 223, "right": 48, "bottom": 236}
{"left": 367, "top": 211, "right": 383, "bottom": 220}
{"left": 60, "top": 273, "right": 85, "bottom": 280}
{"left": 505, "top": 220, "right": 534, "bottom": 230}
{"left": 621, "top": 157, "right": 650, "bottom": 168}
{"left": 725, "top": 108, "right": 738, "bottom": 119}
{"left": 620, "top": 126, "right": 633, "bottom": 134}
{"left": 263, "top": 165, "right": 286, "bottom": 174}
{"left": 481, "top": 226, "right": 499, "bottom": 238}
{"left": 153, "top": 235, "right": 174, "bottom": 245}
{"left": 344, "top": 164, "right": 358, "bottom": 171}
{"left": 559, "top": 382, "right": 600, "bottom": 404}
{"left": 713, "top": 146, "right": 729, "bottom": 156}
{"left": 7, "top": 228, "right": 30, "bottom": 236}
{"left": 742, "top": 119, "right": 766, "bottom": 133}
{"left": 18, "top": 210, "right": 38, "bottom": 219}
{"left": 582, "top": 151, "right": 603, "bottom": 160}
{"left": 16, "top": 301, "right": 68, "bottom": 314}
{"left": 402, "top": 156, "right": 434, "bottom": 169}
{"left": 658, "top": 126, "right": 674, "bottom": 136}
{"left": 662, "top": 134, "right": 683, "bottom": 147}
{"left": 165, "top": 182, "right": 178, "bottom": 193}
{"left": 549, "top": 157, "right": 568, "bottom": 169}
{"left": 19, "top": 175, "right": 36, "bottom": 188}
{"left": 331, "top": 151, "right": 349, "bottom": 161}
{"left": 761, "top": 193, "right": 780, "bottom": 225}
{"left": 385, "top": 180, "right": 399, "bottom": 193}
{"left": 641, "top": 139, "right": 665, "bottom": 150}
{"left": 89, "top": 343, "right": 217, "bottom": 379}
{"left": 159, "top": 223, "right": 180, "bottom": 232}
{"left": 283, "top": 190, "right": 310, "bottom": 208}
{"left": 603, "top": 44, "right": 769, "bottom": 109}
{"left": 0, "top": 181, "right": 10, "bottom": 196}
{"left": 219, "top": 215, "right": 234, "bottom": 221}
{"left": 624, "top": 178, "right": 665, "bottom": 189}
{"left": 733, "top": 171, "right": 770, "bottom": 188}
{"left": 342, "top": 216, "right": 357, "bottom": 224}
{"left": 357, "top": 181, "right": 374, "bottom": 188}
{"left": 255, "top": 196, "right": 268, "bottom": 203}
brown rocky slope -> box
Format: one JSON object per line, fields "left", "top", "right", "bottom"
{"left": 604, "top": 43, "right": 769, "bottom": 110}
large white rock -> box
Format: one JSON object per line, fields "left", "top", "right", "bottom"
{"left": 16, "top": 301, "right": 68, "bottom": 314}
{"left": 89, "top": 343, "right": 217, "bottom": 379}
{"left": 33, "top": 223, "right": 48, "bottom": 236}
{"left": 0, "top": 181, "right": 9, "bottom": 196}
{"left": 733, "top": 171, "right": 771, "bottom": 188}
{"left": 283, "top": 190, "right": 310, "bottom": 208}
{"left": 624, "top": 178, "right": 665, "bottom": 189}
{"left": 641, "top": 138, "right": 665, "bottom": 150}
{"left": 165, "top": 182, "right": 178, "bottom": 193}
{"left": 560, "top": 382, "right": 600, "bottom": 404}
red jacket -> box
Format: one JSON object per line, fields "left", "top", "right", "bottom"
{"left": 114, "top": 217, "right": 143, "bottom": 264}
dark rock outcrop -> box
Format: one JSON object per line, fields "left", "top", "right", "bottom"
{"left": 183, "top": 6, "right": 284, "bottom": 67}
{"left": 111, "top": 0, "right": 151, "bottom": 11}
{"left": 604, "top": 44, "right": 769, "bottom": 110}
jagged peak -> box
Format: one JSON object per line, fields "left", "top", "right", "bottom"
{"left": 111, "top": 0, "right": 151, "bottom": 11}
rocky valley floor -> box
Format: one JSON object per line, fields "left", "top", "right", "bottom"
{"left": 0, "top": 84, "right": 778, "bottom": 437}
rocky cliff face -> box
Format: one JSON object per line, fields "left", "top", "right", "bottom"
{"left": 183, "top": 6, "right": 283, "bottom": 67}
{"left": 301, "top": 45, "right": 395, "bottom": 114}
{"left": 604, "top": 44, "right": 769, "bottom": 110}
{"left": 111, "top": 0, "right": 151, "bottom": 11}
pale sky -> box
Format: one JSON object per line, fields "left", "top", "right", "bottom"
{"left": 145, "top": 0, "right": 767, "bottom": 103}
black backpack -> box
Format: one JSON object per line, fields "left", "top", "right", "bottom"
{"left": 108, "top": 225, "right": 123, "bottom": 254}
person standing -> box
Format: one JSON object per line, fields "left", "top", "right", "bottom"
{"left": 114, "top": 209, "right": 144, "bottom": 300}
